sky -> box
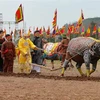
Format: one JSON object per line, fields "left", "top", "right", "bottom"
{"left": 0, "top": 0, "right": 100, "bottom": 33}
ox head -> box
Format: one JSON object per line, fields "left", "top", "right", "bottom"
{"left": 91, "top": 42, "right": 100, "bottom": 56}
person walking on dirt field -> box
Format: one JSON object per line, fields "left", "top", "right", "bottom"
{"left": 31, "top": 30, "right": 43, "bottom": 73}
{"left": 0, "top": 30, "right": 5, "bottom": 72}
{"left": 18, "top": 33, "right": 43, "bottom": 74}
{"left": 1, "top": 34, "right": 16, "bottom": 73}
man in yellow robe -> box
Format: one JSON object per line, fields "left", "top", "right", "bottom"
{"left": 18, "top": 34, "right": 40, "bottom": 74}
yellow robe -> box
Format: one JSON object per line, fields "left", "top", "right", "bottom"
{"left": 18, "top": 38, "right": 36, "bottom": 74}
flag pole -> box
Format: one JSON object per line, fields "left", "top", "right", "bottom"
{"left": 22, "top": 4, "right": 25, "bottom": 36}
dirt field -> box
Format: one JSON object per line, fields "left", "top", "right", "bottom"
{"left": 0, "top": 60, "right": 100, "bottom": 100}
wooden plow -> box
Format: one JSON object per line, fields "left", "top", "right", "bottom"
{"left": 31, "top": 63, "right": 62, "bottom": 71}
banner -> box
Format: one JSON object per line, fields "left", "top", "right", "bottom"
{"left": 15, "top": 4, "right": 24, "bottom": 23}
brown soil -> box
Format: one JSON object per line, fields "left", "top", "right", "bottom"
{"left": 0, "top": 60, "right": 100, "bottom": 100}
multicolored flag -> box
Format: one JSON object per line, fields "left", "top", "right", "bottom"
{"left": 59, "top": 26, "right": 65, "bottom": 34}
{"left": 77, "top": 9, "right": 84, "bottom": 27}
{"left": 71, "top": 24, "right": 75, "bottom": 34}
{"left": 56, "top": 26, "right": 59, "bottom": 35}
{"left": 52, "top": 28, "right": 56, "bottom": 35}
{"left": 39, "top": 27, "right": 42, "bottom": 34}
{"left": 98, "top": 25, "right": 100, "bottom": 38}
{"left": 98, "top": 25, "right": 100, "bottom": 33}
{"left": 92, "top": 25, "right": 97, "bottom": 35}
{"left": 86, "top": 26, "right": 90, "bottom": 37}
{"left": 81, "top": 25, "right": 85, "bottom": 35}
{"left": 74, "top": 25, "right": 79, "bottom": 34}
{"left": 52, "top": 9, "right": 57, "bottom": 28}
{"left": 46, "top": 26, "right": 50, "bottom": 35}
{"left": 27, "top": 28, "right": 31, "bottom": 36}
{"left": 15, "top": 4, "right": 24, "bottom": 23}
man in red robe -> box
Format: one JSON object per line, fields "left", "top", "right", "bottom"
{"left": 1, "top": 34, "right": 16, "bottom": 73}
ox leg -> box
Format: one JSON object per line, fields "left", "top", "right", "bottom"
{"left": 83, "top": 50, "right": 91, "bottom": 77}
{"left": 90, "top": 62, "right": 97, "bottom": 75}
{"left": 51, "top": 60, "right": 54, "bottom": 69}
{"left": 43, "top": 59, "right": 46, "bottom": 66}
{"left": 61, "top": 59, "right": 69, "bottom": 76}
{"left": 61, "top": 52, "right": 71, "bottom": 76}
{"left": 76, "top": 63, "right": 84, "bottom": 76}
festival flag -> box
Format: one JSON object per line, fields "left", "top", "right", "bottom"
{"left": 81, "top": 9, "right": 84, "bottom": 20}
{"left": 77, "top": 9, "right": 84, "bottom": 27}
{"left": 71, "top": 24, "right": 75, "bottom": 34}
{"left": 56, "top": 26, "right": 59, "bottom": 35}
{"left": 43, "top": 26, "right": 45, "bottom": 33}
{"left": 15, "top": 4, "right": 24, "bottom": 23}
{"left": 86, "top": 26, "right": 90, "bottom": 37}
{"left": 98, "top": 25, "right": 100, "bottom": 33}
{"left": 59, "top": 26, "right": 65, "bottom": 34}
{"left": 46, "top": 26, "right": 50, "bottom": 35}
{"left": 2, "top": 29, "right": 6, "bottom": 38}
{"left": 67, "top": 24, "right": 71, "bottom": 35}
{"left": 74, "top": 24, "right": 80, "bottom": 34}
{"left": 52, "top": 9, "right": 57, "bottom": 28}
{"left": 3, "top": 29, "right": 6, "bottom": 35}
{"left": 39, "top": 27, "right": 42, "bottom": 34}
{"left": 81, "top": 25, "right": 85, "bottom": 35}
{"left": 27, "top": 28, "right": 31, "bottom": 36}
{"left": 52, "top": 28, "right": 56, "bottom": 35}
{"left": 98, "top": 25, "right": 100, "bottom": 38}
{"left": 92, "top": 25, "right": 97, "bottom": 35}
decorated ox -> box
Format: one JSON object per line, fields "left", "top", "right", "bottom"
{"left": 42, "top": 42, "right": 73, "bottom": 69}
{"left": 61, "top": 37, "right": 100, "bottom": 77}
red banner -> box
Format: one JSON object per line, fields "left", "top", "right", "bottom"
{"left": 15, "top": 4, "right": 24, "bottom": 23}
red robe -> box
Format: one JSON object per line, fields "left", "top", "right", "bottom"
{"left": 1, "top": 41, "right": 16, "bottom": 73}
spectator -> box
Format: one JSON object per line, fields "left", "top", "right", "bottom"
{"left": 1, "top": 34, "right": 16, "bottom": 73}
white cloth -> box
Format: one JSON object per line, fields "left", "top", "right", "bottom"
{"left": 32, "top": 65, "right": 41, "bottom": 72}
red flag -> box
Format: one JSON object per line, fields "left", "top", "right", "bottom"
{"left": 70, "top": 24, "right": 74, "bottom": 34}
{"left": 15, "top": 4, "right": 24, "bottom": 23}
{"left": 59, "top": 26, "right": 65, "bottom": 34}
{"left": 92, "top": 25, "right": 97, "bottom": 35}
{"left": 52, "top": 9, "right": 57, "bottom": 28}
{"left": 47, "top": 26, "right": 50, "bottom": 35}
{"left": 39, "top": 27, "right": 42, "bottom": 34}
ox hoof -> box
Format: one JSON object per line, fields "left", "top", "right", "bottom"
{"left": 60, "top": 74, "right": 64, "bottom": 77}
{"left": 81, "top": 74, "right": 87, "bottom": 77}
